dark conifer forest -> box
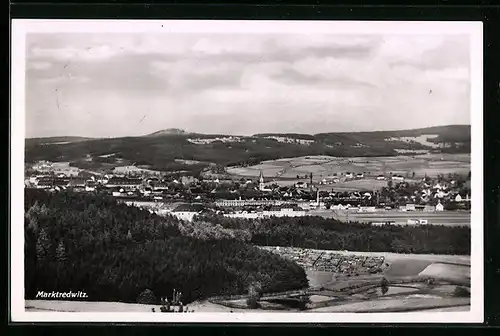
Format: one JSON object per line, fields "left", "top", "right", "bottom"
{"left": 194, "top": 213, "right": 471, "bottom": 255}
{"left": 24, "top": 189, "right": 469, "bottom": 305}
{"left": 24, "top": 190, "right": 308, "bottom": 304}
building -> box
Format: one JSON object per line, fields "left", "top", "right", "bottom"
{"left": 330, "top": 204, "right": 351, "bottom": 211}
{"left": 180, "top": 176, "right": 198, "bottom": 185}
{"left": 35, "top": 178, "right": 54, "bottom": 189}
{"left": 392, "top": 175, "right": 405, "bottom": 181}
{"left": 68, "top": 178, "right": 86, "bottom": 188}
{"left": 356, "top": 173, "right": 364, "bottom": 179}
{"left": 170, "top": 203, "right": 205, "bottom": 222}
{"left": 423, "top": 205, "right": 436, "bottom": 212}
{"left": 224, "top": 212, "right": 262, "bottom": 219}
{"left": 105, "top": 177, "right": 143, "bottom": 189}
{"left": 258, "top": 171, "right": 272, "bottom": 192}
{"left": 358, "top": 206, "right": 376, "bottom": 213}
{"left": 152, "top": 182, "right": 169, "bottom": 191}
{"left": 405, "top": 204, "right": 416, "bottom": 211}
{"left": 376, "top": 175, "right": 386, "bottom": 180}
{"left": 295, "top": 181, "right": 308, "bottom": 189}
{"left": 435, "top": 201, "right": 444, "bottom": 212}
{"left": 345, "top": 172, "right": 354, "bottom": 179}
{"left": 262, "top": 205, "right": 307, "bottom": 218}
{"left": 215, "top": 199, "right": 290, "bottom": 207}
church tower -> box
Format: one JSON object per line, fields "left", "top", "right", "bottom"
{"left": 259, "top": 170, "right": 265, "bottom": 191}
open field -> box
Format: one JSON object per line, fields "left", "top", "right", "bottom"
{"left": 227, "top": 154, "right": 470, "bottom": 181}
{"left": 319, "top": 179, "right": 391, "bottom": 191}
{"left": 384, "top": 259, "right": 435, "bottom": 278}
{"left": 308, "top": 210, "right": 471, "bottom": 227}
{"left": 419, "top": 263, "right": 471, "bottom": 282}
{"left": 307, "top": 297, "right": 470, "bottom": 313}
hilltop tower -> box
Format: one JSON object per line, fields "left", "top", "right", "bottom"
{"left": 259, "top": 170, "right": 265, "bottom": 191}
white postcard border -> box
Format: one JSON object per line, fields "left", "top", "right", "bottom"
{"left": 10, "top": 19, "right": 484, "bottom": 324}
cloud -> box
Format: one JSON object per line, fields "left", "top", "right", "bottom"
{"left": 37, "top": 75, "right": 90, "bottom": 84}
{"left": 24, "top": 33, "right": 471, "bottom": 138}
{"left": 27, "top": 61, "right": 53, "bottom": 70}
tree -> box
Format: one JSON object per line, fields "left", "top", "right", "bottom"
{"left": 36, "top": 228, "right": 51, "bottom": 261}
{"left": 246, "top": 280, "right": 263, "bottom": 309}
{"left": 137, "top": 289, "right": 157, "bottom": 304}
{"left": 380, "top": 277, "right": 389, "bottom": 295}
{"left": 387, "top": 180, "right": 393, "bottom": 189}
{"left": 55, "top": 241, "right": 67, "bottom": 262}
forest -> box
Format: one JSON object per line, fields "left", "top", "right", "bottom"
{"left": 194, "top": 213, "right": 471, "bottom": 255}
{"left": 24, "top": 190, "right": 308, "bottom": 304}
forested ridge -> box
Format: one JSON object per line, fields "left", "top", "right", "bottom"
{"left": 24, "top": 190, "right": 308, "bottom": 304}
{"left": 195, "top": 214, "right": 471, "bottom": 255}
{"left": 25, "top": 125, "right": 470, "bottom": 170}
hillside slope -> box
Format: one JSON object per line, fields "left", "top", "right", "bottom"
{"left": 25, "top": 125, "right": 470, "bottom": 171}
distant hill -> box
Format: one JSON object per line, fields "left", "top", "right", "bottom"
{"left": 146, "top": 128, "right": 188, "bottom": 137}
{"left": 255, "top": 125, "right": 470, "bottom": 142}
{"left": 25, "top": 136, "right": 96, "bottom": 146}
{"left": 24, "top": 125, "right": 471, "bottom": 173}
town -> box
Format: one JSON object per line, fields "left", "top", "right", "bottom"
{"left": 25, "top": 159, "right": 471, "bottom": 224}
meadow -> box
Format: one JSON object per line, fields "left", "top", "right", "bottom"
{"left": 226, "top": 154, "right": 471, "bottom": 184}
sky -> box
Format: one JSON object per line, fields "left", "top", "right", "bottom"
{"left": 25, "top": 32, "right": 471, "bottom": 138}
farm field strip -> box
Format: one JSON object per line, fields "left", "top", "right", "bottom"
{"left": 228, "top": 154, "right": 471, "bottom": 180}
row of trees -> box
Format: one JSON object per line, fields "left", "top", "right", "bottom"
{"left": 24, "top": 190, "right": 308, "bottom": 304}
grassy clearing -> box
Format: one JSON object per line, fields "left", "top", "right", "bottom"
{"left": 418, "top": 263, "right": 471, "bottom": 283}
{"left": 383, "top": 260, "right": 435, "bottom": 278}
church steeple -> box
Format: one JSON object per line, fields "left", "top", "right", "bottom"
{"left": 259, "top": 170, "right": 264, "bottom": 191}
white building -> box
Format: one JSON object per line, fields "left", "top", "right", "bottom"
{"left": 435, "top": 201, "right": 444, "bottom": 212}
{"left": 170, "top": 204, "right": 205, "bottom": 222}
{"left": 263, "top": 206, "right": 307, "bottom": 218}
{"left": 405, "top": 204, "right": 416, "bottom": 211}
{"left": 224, "top": 212, "right": 263, "bottom": 219}
{"left": 330, "top": 204, "right": 353, "bottom": 211}
{"left": 358, "top": 206, "right": 376, "bottom": 213}
{"left": 215, "top": 199, "right": 285, "bottom": 207}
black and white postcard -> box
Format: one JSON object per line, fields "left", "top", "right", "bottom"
{"left": 10, "top": 20, "right": 483, "bottom": 323}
